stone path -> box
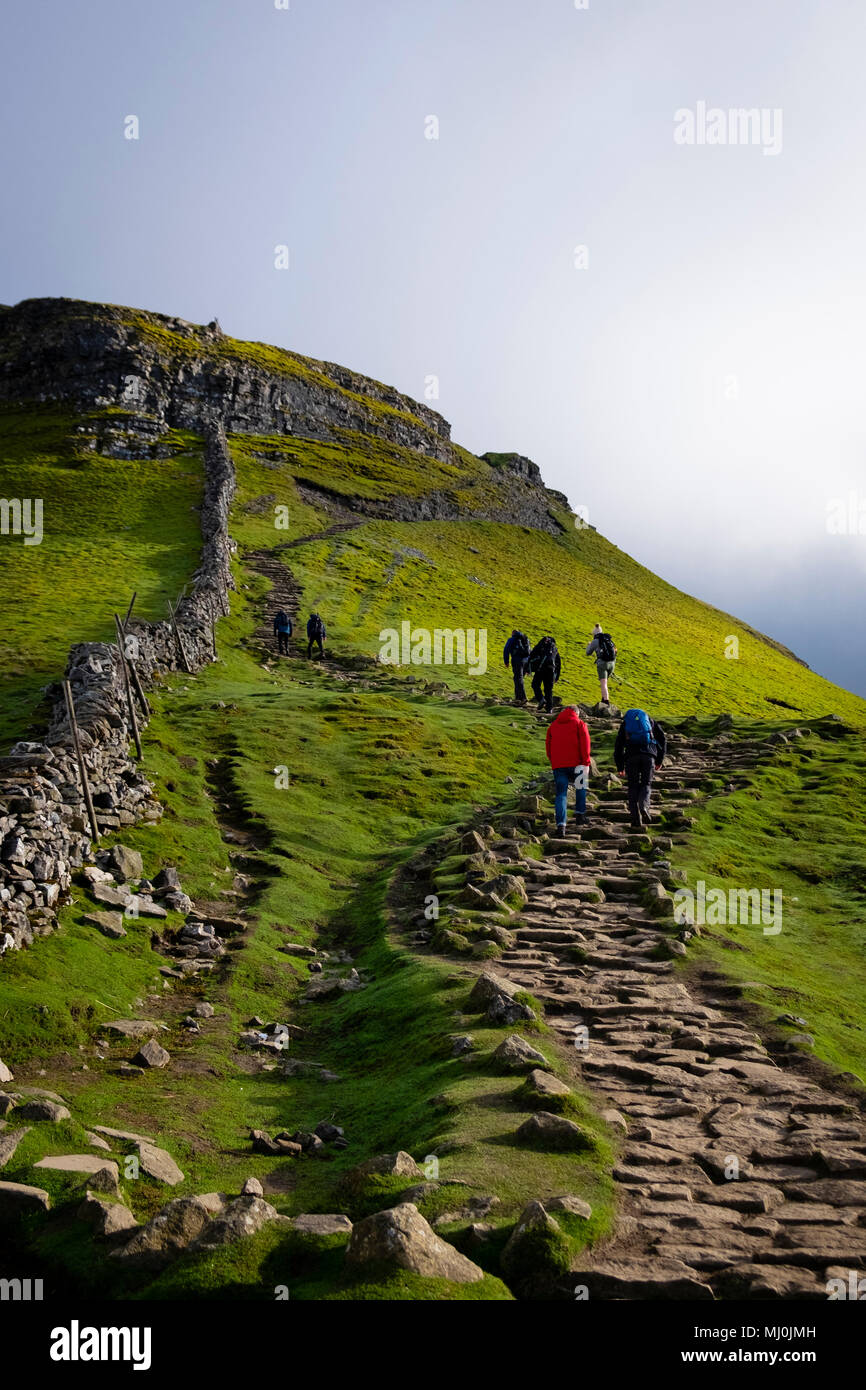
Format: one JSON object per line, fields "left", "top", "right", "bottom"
{"left": 488, "top": 726, "right": 866, "bottom": 1299}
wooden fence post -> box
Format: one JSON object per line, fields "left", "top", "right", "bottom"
{"left": 114, "top": 614, "right": 142, "bottom": 759}
{"left": 167, "top": 598, "right": 193, "bottom": 674}
{"left": 62, "top": 680, "right": 100, "bottom": 843}
{"left": 117, "top": 612, "right": 151, "bottom": 718}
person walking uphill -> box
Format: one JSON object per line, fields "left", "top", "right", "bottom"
{"left": 586, "top": 624, "right": 617, "bottom": 703}
{"left": 546, "top": 705, "right": 591, "bottom": 836}
{"left": 307, "top": 612, "right": 326, "bottom": 659}
{"left": 273, "top": 609, "right": 293, "bottom": 656}
{"left": 614, "top": 707, "right": 667, "bottom": 829}
{"left": 528, "top": 635, "right": 561, "bottom": 713}
{"left": 503, "top": 629, "right": 531, "bottom": 703}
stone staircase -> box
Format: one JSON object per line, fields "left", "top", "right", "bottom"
{"left": 481, "top": 727, "right": 866, "bottom": 1298}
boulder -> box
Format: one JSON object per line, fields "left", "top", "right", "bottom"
{"left": 35, "top": 1155, "right": 120, "bottom": 1180}
{"left": 291, "top": 1213, "right": 353, "bottom": 1236}
{"left": 500, "top": 1200, "right": 569, "bottom": 1287}
{"left": 0, "top": 1180, "right": 51, "bottom": 1217}
{"left": 85, "top": 1165, "right": 123, "bottom": 1199}
{"left": 103, "top": 845, "right": 143, "bottom": 882}
{"left": 279, "top": 943, "right": 317, "bottom": 958}
{"left": 77, "top": 1192, "right": 138, "bottom": 1238}
{"left": 110, "top": 1196, "right": 214, "bottom": 1269}
{"left": 128, "top": 896, "right": 168, "bottom": 919}
{"left": 522, "top": 1069, "right": 573, "bottom": 1111}
{"left": 151, "top": 866, "right": 182, "bottom": 895}
{"left": 82, "top": 910, "right": 127, "bottom": 939}
{"left": 90, "top": 1124, "right": 154, "bottom": 1143}
{"left": 91, "top": 883, "right": 132, "bottom": 909}
{"left": 601, "top": 1108, "right": 628, "bottom": 1134}
{"left": 347, "top": 1151, "right": 424, "bottom": 1183}
{"left": 493, "top": 1035, "right": 547, "bottom": 1072}
{"left": 547, "top": 1194, "right": 592, "bottom": 1219}
{"left": 345, "top": 1203, "right": 483, "bottom": 1283}
{"left": 644, "top": 881, "right": 675, "bottom": 918}
{"left": 484, "top": 874, "right": 528, "bottom": 906}
{"left": 467, "top": 971, "right": 536, "bottom": 1025}
{"left": 134, "top": 1039, "right": 171, "bottom": 1069}
{"left": 241, "top": 1176, "right": 264, "bottom": 1196}
{"left": 0, "top": 1058, "right": 12, "bottom": 1085}
{"left": 188, "top": 1195, "right": 279, "bottom": 1252}
{"left": 516, "top": 1111, "right": 593, "bottom": 1153}
{"left": 193, "top": 1002, "right": 215, "bottom": 1018}
{"left": 137, "top": 1142, "right": 184, "bottom": 1185}
{"left": 17, "top": 1099, "right": 71, "bottom": 1122}
{"left": 0, "top": 1126, "right": 31, "bottom": 1167}
{"left": 196, "top": 1192, "right": 228, "bottom": 1213}
{"left": 104, "top": 1020, "right": 159, "bottom": 1039}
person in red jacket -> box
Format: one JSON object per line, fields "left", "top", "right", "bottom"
{"left": 545, "top": 705, "right": 592, "bottom": 837}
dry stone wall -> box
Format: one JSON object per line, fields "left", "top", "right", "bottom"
{"left": 0, "top": 423, "right": 235, "bottom": 955}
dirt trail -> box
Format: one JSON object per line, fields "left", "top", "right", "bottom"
{"left": 484, "top": 728, "right": 866, "bottom": 1299}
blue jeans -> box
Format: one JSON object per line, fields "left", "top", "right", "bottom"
{"left": 554, "top": 767, "right": 587, "bottom": 825}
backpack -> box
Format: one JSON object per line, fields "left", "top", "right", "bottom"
{"left": 596, "top": 632, "right": 616, "bottom": 662}
{"left": 513, "top": 631, "right": 530, "bottom": 659}
{"left": 624, "top": 708, "right": 654, "bottom": 752}
{"left": 310, "top": 615, "right": 325, "bottom": 640}
{"left": 275, "top": 610, "right": 291, "bottom": 632}
{"left": 532, "top": 636, "right": 557, "bottom": 671}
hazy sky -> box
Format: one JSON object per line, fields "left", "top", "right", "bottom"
{"left": 2, "top": 0, "right": 864, "bottom": 696}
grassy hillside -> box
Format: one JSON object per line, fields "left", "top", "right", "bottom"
{"left": 0, "top": 403, "right": 204, "bottom": 747}
{"left": 1, "top": 325, "right": 865, "bottom": 1301}
{"left": 228, "top": 429, "right": 865, "bottom": 724}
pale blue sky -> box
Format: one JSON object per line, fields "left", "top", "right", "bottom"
{"left": 2, "top": 0, "right": 864, "bottom": 696}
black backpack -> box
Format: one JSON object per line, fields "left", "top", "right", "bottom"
{"left": 532, "top": 636, "right": 557, "bottom": 671}
{"left": 596, "top": 632, "right": 616, "bottom": 662}
{"left": 514, "top": 631, "right": 530, "bottom": 659}
{"left": 311, "top": 615, "right": 325, "bottom": 640}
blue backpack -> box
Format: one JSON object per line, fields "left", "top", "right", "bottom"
{"left": 624, "top": 708, "right": 654, "bottom": 752}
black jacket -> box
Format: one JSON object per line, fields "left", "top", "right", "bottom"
{"left": 615, "top": 718, "right": 666, "bottom": 768}
{"left": 528, "top": 639, "right": 561, "bottom": 682}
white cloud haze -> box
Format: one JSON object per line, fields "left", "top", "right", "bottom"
{"left": 1, "top": 0, "right": 863, "bottom": 694}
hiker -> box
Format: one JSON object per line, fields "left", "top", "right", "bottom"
{"left": 545, "top": 705, "right": 592, "bottom": 837}
{"left": 585, "top": 624, "right": 617, "bottom": 703}
{"left": 614, "top": 708, "right": 667, "bottom": 829}
{"left": 307, "top": 611, "right": 326, "bottom": 659}
{"left": 273, "top": 609, "right": 293, "bottom": 656}
{"left": 503, "top": 628, "right": 531, "bottom": 703}
{"left": 527, "top": 635, "right": 561, "bottom": 713}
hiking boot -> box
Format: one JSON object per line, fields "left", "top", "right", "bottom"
{"left": 556, "top": 824, "right": 567, "bottom": 838}
{"left": 574, "top": 813, "right": 587, "bottom": 826}
{"left": 641, "top": 809, "right": 653, "bottom": 824}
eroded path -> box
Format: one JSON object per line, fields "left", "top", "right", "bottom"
{"left": 483, "top": 727, "right": 866, "bottom": 1298}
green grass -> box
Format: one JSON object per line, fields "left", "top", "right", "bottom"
{"left": 224, "top": 433, "right": 866, "bottom": 725}
{"left": 0, "top": 403, "right": 204, "bottom": 747}
{"left": 679, "top": 722, "right": 866, "bottom": 1081}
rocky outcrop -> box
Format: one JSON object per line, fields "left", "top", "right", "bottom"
{"left": 0, "top": 298, "right": 572, "bottom": 536}
{"left": 0, "top": 423, "right": 235, "bottom": 953}
{"left": 0, "top": 297, "right": 452, "bottom": 462}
